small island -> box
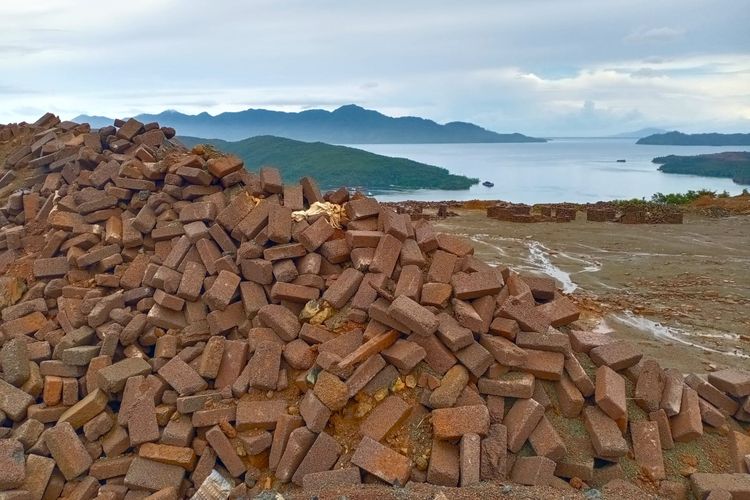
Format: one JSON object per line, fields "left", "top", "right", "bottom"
{"left": 638, "top": 131, "right": 750, "bottom": 146}
{"left": 654, "top": 151, "right": 750, "bottom": 185}
{"left": 179, "top": 135, "right": 479, "bottom": 191}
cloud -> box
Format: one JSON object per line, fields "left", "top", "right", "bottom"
{"left": 624, "top": 26, "right": 685, "bottom": 43}
{"left": 0, "top": 0, "right": 747, "bottom": 135}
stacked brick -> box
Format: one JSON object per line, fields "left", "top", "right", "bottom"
{"left": 0, "top": 113, "right": 746, "bottom": 498}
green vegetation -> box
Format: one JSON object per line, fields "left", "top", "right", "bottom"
{"left": 650, "top": 190, "right": 729, "bottom": 205}
{"left": 612, "top": 189, "right": 730, "bottom": 207}
{"left": 653, "top": 151, "right": 750, "bottom": 185}
{"left": 637, "top": 131, "right": 750, "bottom": 146}
{"left": 180, "top": 135, "right": 479, "bottom": 191}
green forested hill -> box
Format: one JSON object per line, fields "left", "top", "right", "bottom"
{"left": 179, "top": 135, "right": 478, "bottom": 191}
{"left": 654, "top": 152, "right": 750, "bottom": 185}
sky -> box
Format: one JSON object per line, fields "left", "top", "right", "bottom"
{"left": 1, "top": 0, "right": 748, "bottom": 136}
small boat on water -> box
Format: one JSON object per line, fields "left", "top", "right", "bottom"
{"left": 482, "top": 181, "right": 495, "bottom": 187}
{"left": 616, "top": 159, "right": 626, "bottom": 163}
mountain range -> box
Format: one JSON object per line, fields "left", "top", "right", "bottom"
{"left": 73, "top": 105, "right": 546, "bottom": 144}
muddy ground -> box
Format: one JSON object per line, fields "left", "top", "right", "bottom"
{"left": 434, "top": 209, "right": 750, "bottom": 373}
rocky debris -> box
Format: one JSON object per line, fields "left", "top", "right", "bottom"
{"left": 0, "top": 114, "right": 747, "bottom": 499}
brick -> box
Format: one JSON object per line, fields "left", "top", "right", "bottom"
{"left": 264, "top": 242, "right": 307, "bottom": 261}
{"left": 455, "top": 342, "right": 493, "bottom": 378}
{"left": 497, "top": 297, "right": 551, "bottom": 333}
{"left": 291, "top": 431, "right": 342, "bottom": 486}
{"left": 207, "top": 155, "right": 243, "bottom": 178}
{"left": 421, "top": 282, "right": 452, "bottom": 308}
{"left": 685, "top": 373, "right": 739, "bottom": 415}
{"left": 535, "top": 292, "right": 580, "bottom": 326}
{"left": 128, "top": 395, "right": 159, "bottom": 446}
{"left": 202, "top": 270, "right": 239, "bottom": 311}
{"left": 322, "top": 267, "right": 363, "bottom": 308}
{"left": 257, "top": 304, "right": 300, "bottom": 341}
{"left": 634, "top": 359, "right": 665, "bottom": 413}
{"left": 157, "top": 357, "right": 207, "bottom": 396}
{"left": 511, "top": 456, "right": 556, "bottom": 486}
{"left": 648, "top": 409, "right": 675, "bottom": 450}
{"left": 271, "top": 282, "right": 320, "bottom": 303}
{"left": 1, "top": 312, "right": 47, "bottom": 337}
{"left": 503, "top": 398, "right": 544, "bottom": 453}
{"left": 427, "top": 438, "right": 459, "bottom": 486}
{"left": 631, "top": 420, "right": 665, "bottom": 480}
{"left": 240, "top": 281, "right": 268, "bottom": 318}
{"left": 387, "top": 295, "right": 438, "bottom": 336}
{"left": 660, "top": 368, "right": 684, "bottom": 417}
{"left": 670, "top": 386, "right": 703, "bottom": 442}
{"left": 690, "top": 473, "right": 750, "bottom": 500}
{"left": 0, "top": 439, "right": 25, "bottom": 490}
{"left": 479, "top": 334, "right": 527, "bottom": 367}
{"left": 302, "top": 467, "right": 361, "bottom": 490}
{"left": 369, "top": 234, "right": 402, "bottom": 277}
{"left": 240, "top": 258, "right": 273, "bottom": 284}
{"left": 595, "top": 365, "right": 627, "bottom": 423}
{"left": 583, "top": 406, "right": 628, "bottom": 459}
{"left": 236, "top": 400, "right": 287, "bottom": 431}
{"left": 95, "top": 357, "right": 151, "bottom": 393}
{"left": 217, "top": 191, "right": 255, "bottom": 229}
{"left": 33, "top": 257, "right": 69, "bottom": 278}
{"left": 205, "top": 425, "right": 245, "bottom": 477}
{"left": 556, "top": 373, "right": 584, "bottom": 417}
{"left": 351, "top": 436, "right": 411, "bottom": 486}
{"left": 233, "top": 198, "right": 270, "bottom": 240}
{"left": 481, "top": 423, "right": 507, "bottom": 481}
{"left": 436, "top": 233, "right": 473, "bottom": 256}
{"left": 478, "top": 371, "right": 534, "bottom": 398}
{"left": 240, "top": 430, "right": 272, "bottom": 455}
{"left": 436, "top": 313, "right": 474, "bottom": 351}
{"left": 282, "top": 339, "right": 316, "bottom": 370}
{"left": 247, "top": 341, "right": 283, "bottom": 390}
{"left": 451, "top": 271, "right": 502, "bottom": 300}
{"left": 728, "top": 430, "right": 750, "bottom": 473}
{"left": 520, "top": 349, "right": 564, "bottom": 380}
{"left": 299, "top": 391, "right": 332, "bottom": 433}
{"left": 453, "top": 298, "right": 483, "bottom": 332}
{"left": 58, "top": 388, "right": 108, "bottom": 429}
{"left": 460, "top": 433, "right": 481, "bottom": 486}
{"left": 345, "top": 353, "right": 387, "bottom": 398}
{"left": 409, "top": 332, "right": 457, "bottom": 376}
{"left": 298, "top": 216, "right": 334, "bottom": 251}
{"left": 0, "top": 338, "right": 30, "bottom": 386}
{"left": 529, "top": 416, "right": 566, "bottom": 460}
{"left": 563, "top": 352, "right": 595, "bottom": 397}
{"left": 432, "top": 405, "right": 490, "bottom": 440}
{"left": 215, "top": 339, "right": 248, "bottom": 390}
{"left": 269, "top": 414, "right": 304, "bottom": 471}
{"left": 381, "top": 339, "right": 426, "bottom": 372}
{"left": 427, "top": 250, "right": 457, "bottom": 284}
{"left": 708, "top": 368, "right": 750, "bottom": 398}
{"left": 20, "top": 453, "right": 55, "bottom": 500}
{"left": 275, "top": 426, "right": 316, "bottom": 483}
{"left": 314, "top": 371, "right": 349, "bottom": 411}
{"left": 516, "top": 329, "right": 571, "bottom": 353}
{"left": 124, "top": 457, "right": 185, "bottom": 492}
{"left": 589, "top": 341, "right": 643, "bottom": 371}
{"left": 569, "top": 330, "right": 613, "bottom": 353}
{"left": 361, "top": 395, "right": 412, "bottom": 441}
{"left": 45, "top": 422, "right": 93, "bottom": 480}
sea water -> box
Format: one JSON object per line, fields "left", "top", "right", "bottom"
{"left": 351, "top": 138, "right": 748, "bottom": 203}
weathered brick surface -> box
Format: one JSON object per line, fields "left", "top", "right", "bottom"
{"left": 351, "top": 436, "right": 412, "bottom": 486}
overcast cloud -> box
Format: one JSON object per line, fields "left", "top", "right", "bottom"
{"left": 0, "top": 0, "right": 748, "bottom": 136}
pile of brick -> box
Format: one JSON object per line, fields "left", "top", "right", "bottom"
{"left": 0, "top": 113, "right": 748, "bottom": 499}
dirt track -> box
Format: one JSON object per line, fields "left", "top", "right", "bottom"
{"left": 435, "top": 209, "right": 750, "bottom": 373}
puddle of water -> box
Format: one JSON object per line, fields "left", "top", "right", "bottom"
{"left": 604, "top": 311, "right": 749, "bottom": 359}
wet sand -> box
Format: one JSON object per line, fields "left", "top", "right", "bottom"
{"left": 434, "top": 209, "right": 750, "bottom": 373}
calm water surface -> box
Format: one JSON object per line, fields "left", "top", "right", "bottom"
{"left": 351, "top": 138, "right": 748, "bottom": 203}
